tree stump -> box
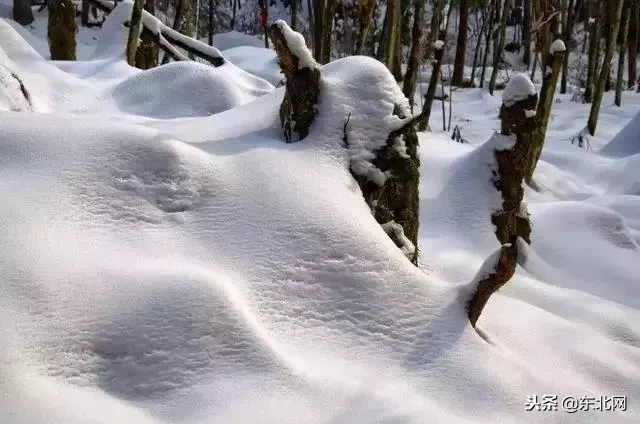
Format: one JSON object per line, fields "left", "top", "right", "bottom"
{"left": 270, "top": 20, "right": 321, "bottom": 143}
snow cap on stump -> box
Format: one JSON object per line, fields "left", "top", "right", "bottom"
{"left": 502, "top": 73, "right": 537, "bottom": 107}
{"left": 550, "top": 39, "right": 567, "bottom": 55}
{"left": 273, "top": 20, "right": 317, "bottom": 70}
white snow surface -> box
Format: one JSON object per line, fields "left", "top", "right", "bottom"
{"left": 434, "top": 40, "right": 445, "bottom": 50}
{"left": 550, "top": 39, "right": 567, "bottom": 55}
{"left": 1, "top": 6, "right": 640, "bottom": 424}
{"left": 502, "top": 72, "right": 537, "bottom": 107}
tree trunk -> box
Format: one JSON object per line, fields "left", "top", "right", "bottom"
{"left": 271, "top": 21, "right": 320, "bottom": 143}
{"left": 382, "top": 0, "right": 402, "bottom": 74}
{"left": 135, "top": 0, "right": 159, "bottom": 69}
{"left": 321, "top": 0, "right": 335, "bottom": 63}
{"left": 452, "top": 0, "right": 469, "bottom": 86}
{"left": 584, "top": 0, "right": 601, "bottom": 102}
{"left": 12, "top": 0, "right": 34, "bottom": 25}
{"left": 81, "top": 0, "right": 90, "bottom": 26}
{"left": 126, "top": 0, "right": 144, "bottom": 66}
{"left": 628, "top": 4, "right": 638, "bottom": 88}
{"left": 231, "top": 0, "right": 237, "bottom": 29}
{"left": 479, "top": 1, "right": 495, "bottom": 88}
{"left": 524, "top": 40, "right": 565, "bottom": 184}
{"left": 208, "top": 0, "right": 214, "bottom": 45}
{"left": 468, "top": 74, "right": 537, "bottom": 328}
{"left": 402, "top": 0, "right": 425, "bottom": 109}
{"left": 48, "top": 0, "right": 77, "bottom": 61}
{"left": 489, "top": 0, "right": 509, "bottom": 95}
{"left": 615, "top": 5, "right": 631, "bottom": 106}
{"left": 355, "top": 0, "right": 376, "bottom": 55}
{"left": 470, "top": 4, "right": 490, "bottom": 86}
{"left": 291, "top": 0, "right": 298, "bottom": 30}
{"left": 588, "top": 0, "right": 624, "bottom": 135}
{"left": 560, "top": 0, "right": 575, "bottom": 93}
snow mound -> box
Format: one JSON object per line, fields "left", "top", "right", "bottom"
{"left": 0, "top": 47, "right": 32, "bottom": 111}
{"left": 112, "top": 61, "right": 271, "bottom": 119}
{"left": 502, "top": 73, "right": 537, "bottom": 107}
{"left": 600, "top": 110, "right": 640, "bottom": 157}
{"left": 221, "top": 46, "right": 282, "bottom": 86}
{"left": 211, "top": 30, "right": 266, "bottom": 51}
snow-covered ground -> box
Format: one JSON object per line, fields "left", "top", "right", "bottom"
{"left": 1, "top": 2, "right": 639, "bottom": 423}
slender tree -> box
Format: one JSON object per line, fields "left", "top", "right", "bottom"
{"left": 402, "top": 0, "right": 426, "bottom": 108}
{"left": 615, "top": 4, "right": 631, "bottom": 106}
{"left": 628, "top": 2, "right": 638, "bottom": 88}
{"left": 587, "top": 0, "right": 624, "bottom": 135}
{"left": 452, "top": 0, "right": 470, "bottom": 85}
{"left": 355, "top": 0, "right": 376, "bottom": 55}
{"left": 48, "top": 0, "right": 77, "bottom": 61}
{"left": 291, "top": 0, "right": 298, "bottom": 30}
{"left": 560, "top": 0, "right": 575, "bottom": 93}
{"left": 126, "top": 0, "right": 144, "bottom": 66}
{"left": 584, "top": 0, "right": 601, "bottom": 102}
{"left": 523, "top": 0, "right": 532, "bottom": 65}
{"left": 480, "top": 0, "right": 496, "bottom": 88}
{"left": 489, "top": 0, "right": 509, "bottom": 95}
{"left": 470, "top": 1, "right": 492, "bottom": 86}
{"left": 13, "top": 0, "right": 34, "bottom": 25}
{"left": 524, "top": 38, "right": 566, "bottom": 184}
{"left": 208, "top": 0, "right": 215, "bottom": 45}
{"left": 382, "top": 0, "right": 402, "bottom": 76}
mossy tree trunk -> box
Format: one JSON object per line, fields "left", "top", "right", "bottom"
{"left": 615, "top": 5, "right": 631, "bottom": 106}
{"left": 489, "top": 0, "right": 509, "bottom": 95}
{"left": 523, "top": 40, "right": 565, "bottom": 184}
{"left": 135, "top": 0, "right": 159, "bottom": 69}
{"left": 13, "top": 0, "right": 34, "bottom": 25}
{"left": 452, "top": 0, "right": 469, "bottom": 86}
{"left": 587, "top": 0, "right": 624, "bottom": 135}
{"left": 402, "top": 0, "right": 425, "bottom": 109}
{"left": 270, "top": 22, "right": 320, "bottom": 143}
{"left": 126, "top": 0, "right": 144, "bottom": 66}
{"left": 468, "top": 79, "right": 538, "bottom": 328}
{"left": 48, "top": 0, "right": 77, "bottom": 61}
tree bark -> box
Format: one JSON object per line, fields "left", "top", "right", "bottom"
{"left": 584, "top": 0, "right": 601, "bottom": 102}
{"left": 48, "top": 0, "right": 77, "bottom": 61}
{"left": 628, "top": 4, "right": 638, "bottom": 88}
{"left": 522, "top": 0, "right": 531, "bottom": 66}
{"left": 321, "top": 0, "right": 335, "bottom": 63}
{"left": 524, "top": 41, "right": 565, "bottom": 184}
{"left": 382, "top": 0, "right": 402, "bottom": 74}
{"left": 468, "top": 76, "right": 538, "bottom": 328}
{"left": 208, "top": 0, "right": 214, "bottom": 45}
{"left": 480, "top": 0, "right": 495, "bottom": 88}
{"left": 402, "top": 0, "right": 425, "bottom": 108}
{"left": 588, "top": 0, "right": 624, "bottom": 135}
{"left": 270, "top": 21, "right": 320, "bottom": 142}
{"left": 489, "top": 0, "right": 509, "bottom": 95}
{"left": 560, "top": 0, "right": 575, "bottom": 93}
{"left": 615, "top": 5, "right": 631, "bottom": 106}
{"left": 12, "top": 0, "right": 34, "bottom": 26}
{"left": 452, "top": 0, "right": 469, "bottom": 86}
{"left": 470, "top": 3, "right": 491, "bottom": 86}
{"left": 355, "top": 0, "right": 376, "bottom": 55}
{"left": 126, "top": 0, "right": 144, "bottom": 66}
{"left": 418, "top": 29, "right": 448, "bottom": 131}
{"left": 291, "top": 0, "right": 298, "bottom": 30}
{"left": 135, "top": 0, "right": 159, "bottom": 69}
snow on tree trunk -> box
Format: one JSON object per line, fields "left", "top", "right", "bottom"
{"left": 270, "top": 21, "right": 320, "bottom": 143}
{"left": 467, "top": 74, "right": 538, "bottom": 328}
{"left": 12, "top": 0, "right": 34, "bottom": 26}
{"left": 402, "top": 0, "right": 425, "bottom": 109}
{"left": 452, "top": 0, "right": 469, "bottom": 86}
{"left": 524, "top": 39, "right": 565, "bottom": 184}
{"left": 48, "top": 0, "right": 77, "bottom": 61}
{"left": 615, "top": 5, "right": 631, "bottom": 107}
{"left": 127, "top": 0, "right": 145, "bottom": 66}
{"left": 588, "top": 0, "right": 624, "bottom": 136}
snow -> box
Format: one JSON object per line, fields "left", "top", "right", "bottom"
{"left": 550, "top": 39, "right": 567, "bottom": 55}
{"left": 274, "top": 19, "right": 316, "bottom": 70}
{"left": 434, "top": 40, "right": 445, "bottom": 50}
{"left": 1, "top": 3, "right": 640, "bottom": 423}
{"left": 209, "top": 31, "right": 266, "bottom": 51}
{"left": 221, "top": 46, "right": 282, "bottom": 86}
{"left": 502, "top": 73, "right": 537, "bottom": 107}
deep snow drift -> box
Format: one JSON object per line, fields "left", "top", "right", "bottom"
{"left": 1, "top": 4, "right": 639, "bottom": 424}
